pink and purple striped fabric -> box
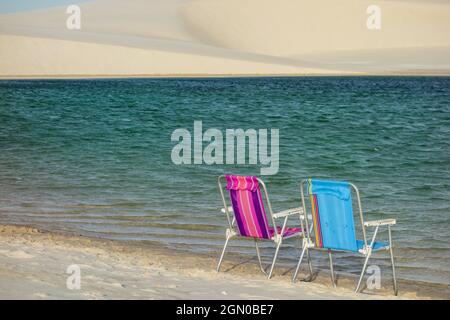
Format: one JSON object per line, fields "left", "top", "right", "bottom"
{"left": 226, "top": 175, "right": 270, "bottom": 239}
{"left": 225, "top": 175, "right": 301, "bottom": 239}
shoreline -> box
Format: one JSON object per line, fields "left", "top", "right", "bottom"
{"left": 0, "top": 223, "right": 447, "bottom": 300}
{"left": 1, "top": 73, "right": 450, "bottom": 80}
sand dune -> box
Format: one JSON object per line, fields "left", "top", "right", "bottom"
{"left": 0, "top": 0, "right": 449, "bottom": 77}
{"left": 0, "top": 34, "right": 332, "bottom": 76}
{"left": 183, "top": 0, "right": 450, "bottom": 55}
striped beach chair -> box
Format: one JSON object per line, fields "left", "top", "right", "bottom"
{"left": 293, "top": 179, "right": 398, "bottom": 295}
{"left": 217, "top": 175, "right": 307, "bottom": 279}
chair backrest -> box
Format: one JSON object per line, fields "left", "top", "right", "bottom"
{"left": 307, "top": 179, "right": 359, "bottom": 252}
{"left": 223, "top": 175, "right": 271, "bottom": 239}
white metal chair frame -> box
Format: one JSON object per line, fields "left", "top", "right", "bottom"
{"left": 292, "top": 179, "right": 398, "bottom": 295}
{"left": 216, "top": 175, "right": 312, "bottom": 279}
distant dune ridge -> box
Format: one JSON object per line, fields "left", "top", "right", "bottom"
{"left": 0, "top": 0, "right": 449, "bottom": 77}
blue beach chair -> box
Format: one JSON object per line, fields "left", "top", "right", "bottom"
{"left": 293, "top": 179, "right": 398, "bottom": 295}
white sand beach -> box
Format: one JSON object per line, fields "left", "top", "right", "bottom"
{"left": 0, "top": 224, "right": 445, "bottom": 300}
{"left": 0, "top": 0, "right": 449, "bottom": 77}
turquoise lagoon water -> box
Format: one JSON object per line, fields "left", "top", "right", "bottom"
{"left": 0, "top": 77, "right": 449, "bottom": 287}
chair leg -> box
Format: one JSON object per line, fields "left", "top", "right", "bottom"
{"left": 216, "top": 234, "right": 231, "bottom": 272}
{"left": 355, "top": 251, "right": 372, "bottom": 293}
{"left": 254, "top": 239, "right": 268, "bottom": 276}
{"left": 268, "top": 240, "right": 282, "bottom": 279}
{"left": 292, "top": 244, "right": 307, "bottom": 283}
{"left": 306, "top": 248, "right": 314, "bottom": 281}
{"left": 328, "top": 249, "right": 336, "bottom": 288}
{"left": 388, "top": 226, "right": 398, "bottom": 296}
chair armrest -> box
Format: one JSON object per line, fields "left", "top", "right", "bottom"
{"left": 221, "top": 206, "right": 234, "bottom": 214}
{"left": 273, "top": 207, "right": 304, "bottom": 219}
{"left": 364, "top": 219, "right": 396, "bottom": 227}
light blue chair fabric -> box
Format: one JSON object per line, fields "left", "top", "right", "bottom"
{"left": 310, "top": 179, "right": 358, "bottom": 252}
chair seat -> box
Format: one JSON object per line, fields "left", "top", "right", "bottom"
{"left": 356, "top": 240, "right": 389, "bottom": 252}
{"left": 269, "top": 227, "right": 302, "bottom": 239}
